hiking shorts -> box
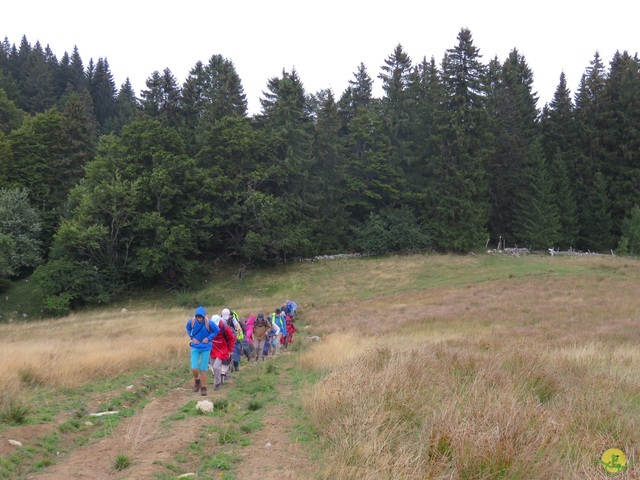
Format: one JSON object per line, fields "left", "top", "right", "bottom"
{"left": 190, "top": 348, "right": 209, "bottom": 371}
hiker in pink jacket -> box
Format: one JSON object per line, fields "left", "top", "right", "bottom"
{"left": 245, "top": 315, "right": 255, "bottom": 345}
{"left": 244, "top": 314, "right": 256, "bottom": 359}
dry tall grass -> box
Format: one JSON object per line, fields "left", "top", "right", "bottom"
{"left": 299, "top": 258, "right": 640, "bottom": 479}
{"left": 2, "top": 254, "right": 639, "bottom": 478}
{"left": 0, "top": 308, "right": 192, "bottom": 393}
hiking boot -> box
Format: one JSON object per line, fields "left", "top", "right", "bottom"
{"left": 214, "top": 384, "right": 221, "bottom": 391}
{"left": 193, "top": 378, "right": 201, "bottom": 392}
{"left": 200, "top": 386, "right": 207, "bottom": 396}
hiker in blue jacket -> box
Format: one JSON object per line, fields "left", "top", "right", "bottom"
{"left": 185, "top": 306, "right": 219, "bottom": 396}
{"left": 271, "top": 308, "right": 287, "bottom": 355}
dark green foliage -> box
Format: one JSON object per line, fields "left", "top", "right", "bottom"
{"left": 0, "top": 87, "right": 25, "bottom": 133}
{"left": 618, "top": 206, "right": 640, "bottom": 255}
{"left": 2, "top": 31, "right": 640, "bottom": 310}
{"left": 579, "top": 172, "right": 614, "bottom": 252}
{"left": 88, "top": 57, "right": 117, "bottom": 133}
{"left": 112, "top": 78, "right": 140, "bottom": 134}
{"left": 599, "top": 51, "right": 640, "bottom": 237}
{"left": 0, "top": 188, "right": 42, "bottom": 278}
{"left": 33, "top": 119, "right": 210, "bottom": 310}
{"left": 140, "top": 68, "right": 181, "bottom": 128}
{"left": 307, "top": 89, "right": 351, "bottom": 253}
{"left": 354, "top": 207, "right": 432, "bottom": 254}
{"left": 426, "top": 28, "right": 492, "bottom": 251}
{"left": 511, "top": 142, "right": 561, "bottom": 250}
{"left": 180, "top": 54, "right": 247, "bottom": 154}
{"left": 487, "top": 49, "right": 539, "bottom": 245}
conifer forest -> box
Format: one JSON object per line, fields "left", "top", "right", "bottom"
{"left": 1, "top": 29, "right": 639, "bottom": 314}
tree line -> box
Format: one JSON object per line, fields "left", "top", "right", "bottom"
{"left": 1, "top": 29, "right": 639, "bottom": 314}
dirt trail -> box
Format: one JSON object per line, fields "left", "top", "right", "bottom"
{"left": 28, "top": 386, "right": 200, "bottom": 480}
{"left": 4, "top": 357, "right": 320, "bottom": 479}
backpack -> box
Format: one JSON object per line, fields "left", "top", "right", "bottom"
{"left": 191, "top": 316, "right": 211, "bottom": 332}
{"left": 226, "top": 311, "right": 245, "bottom": 340}
{"left": 219, "top": 320, "right": 234, "bottom": 349}
{"left": 238, "top": 319, "right": 248, "bottom": 338}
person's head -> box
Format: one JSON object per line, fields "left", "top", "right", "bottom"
{"left": 275, "top": 308, "right": 281, "bottom": 314}
{"left": 257, "top": 312, "right": 264, "bottom": 320}
{"left": 194, "top": 306, "right": 206, "bottom": 321}
{"left": 221, "top": 308, "right": 231, "bottom": 320}
{"left": 211, "top": 314, "right": 221, "bottom": 326}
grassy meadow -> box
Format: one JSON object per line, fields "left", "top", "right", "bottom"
{"left": 2, "top": 253, "right": 640, "bottom": 478}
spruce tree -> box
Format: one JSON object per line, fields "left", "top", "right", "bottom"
{"left": 404, "top": 56, "right": 444, "bottom": 214}
{"left": 540, "top": 72, "right": 580, "bottom": 248}
{"left": 378, "top": 44, "right": 415, "bottom": 174}
{"left": 69, "top": 46, "right": 87, "bottom": 93}
{"left": 427, "top": 28, "right": 491, "bottom": 251}
{"left": 599, "top": 51, "right": 640, "bottom": 236}
{"left": 337, "top": 62, "right": 373, "bottom": 132}
{"left": 486, "top": 49, "right": 539, "bottom": 246}
{"left": 112, "top": 78, "right": 140, "bottom": 134}
{"left": 511, "top": 141, "right": 561, "bottom": 250}
{"left": 89, "top": 57, "right": 117, "bottom": 133}
{"left": 580, "top": 171, "right": 613, "bottom": 252}
{"left": 21, "top": 41, "right": 56, "bottom": 114}
{"left": 308, "top": 88, "right": 351, "bottom": 253}
{"left": 140, "top": 68, "right": 181, "bottom": 129}
{"left": 574, "top": 52, "right": 608, "bottom": 249}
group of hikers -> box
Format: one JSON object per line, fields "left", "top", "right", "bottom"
{"left": 185, "top": 300, "right": 298, "bottom": 396}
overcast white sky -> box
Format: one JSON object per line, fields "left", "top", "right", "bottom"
{"left": 3, "top": 1, "right": 638, "bottom": 116}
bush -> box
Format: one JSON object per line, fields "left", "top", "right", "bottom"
{"left": 354, "top": 207, "right": 433, "bottom": 255}
{"left": 619, "top": 206, "right": 640, "bottom": 256}
{"left": 0, "top": 400, "right": 30, "bottom": 425}
{"left": 32, "top": 258, "right": 116, "bottom": 315}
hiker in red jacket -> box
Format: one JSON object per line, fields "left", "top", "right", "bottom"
{"left": 283, "top": 315, "right": 296, "bottom": 351}
{"left": 209, "top": 314, "right": 236, "bottom": 390}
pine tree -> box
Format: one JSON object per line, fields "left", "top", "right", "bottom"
{"left": 69, "top": 46, "right": 87, "bottom": 93}
{"left": 89, "top": 57, "right": 116, "bottom": 132}
{"left": 540, "top": 72, "right": 579, "bottom": 248}
{"left": 21, "top": 41, "right": 56, "bottom": 113}
{"left": 378, "top": 44, "right": 415, "bottom": 173}
{"left": 427, "top": 28, "right": 491, "bottom": 251}
{"left": 580, "top": 171, "right": 613, "bottom": 251}
{"left": 140, "top": 68, "right": 181, "bottom": 128}
{"left": 112, "top": 78, "right": 139, "bottom": 133}
{"left": 405, "top": 56, "right": 444, "bottom": 210}
{"left": 341, "top": 104, "right": 400, "bottom": 222}
{"left": 337, "top": 62, "right": 373, "bottom": 132}
{"left": 599, "top": 51, "right": 640, "bottom": 236}
{"left": 511, "top": 141, "right": 561, "bottom": 250}
{"left": 308, "top": 88, "right": 350, "bottom": 252}
{"left": 574, "top": 52, "right": 608, "bottom": 249}
{"left": 486, "top": 49, "right": 539, "bottom": 246}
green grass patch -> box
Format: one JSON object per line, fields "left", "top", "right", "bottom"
{"left": 0, "top": 400, "right": 31, "bottom": 425}
{"left": 247, "top": 399, "right": 263, "bottom": 411}
{"left": 113, "top": 453, "right": 132, "bottom": 471}
{"left": 203, "top": 451, "right": 240, "bottom": 470}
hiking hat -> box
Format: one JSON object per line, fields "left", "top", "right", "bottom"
{"left": 221, "top": 308, "right": 230, "bottom": 320}
{"left": 257, "top": 312, "right": 264, "bottom": 319}
{"left": 211, "top": 314, "right": 221, "bottom": 326}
